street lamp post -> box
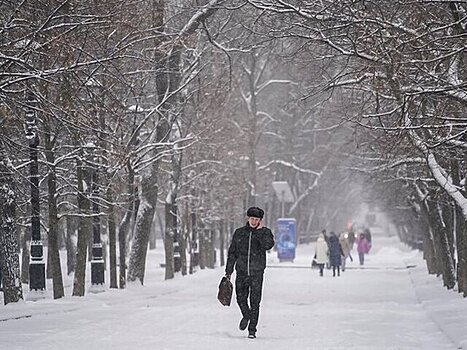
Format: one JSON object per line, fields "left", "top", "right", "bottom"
{"left": 271, "top": 181, "right": 294, "bottom": 218}
{"left": 25, "top": 91, "right": 45, "bottom": 291}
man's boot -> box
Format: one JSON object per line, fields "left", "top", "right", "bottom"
{"left": 239, "top": 317, "right": 249, "bottom": 331}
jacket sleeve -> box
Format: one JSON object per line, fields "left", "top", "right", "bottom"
{"left": 257, "top": 227, "right": 275, "bottom": 251}
{"left": 225, "top": 231, "right": 238, "bottom": 275}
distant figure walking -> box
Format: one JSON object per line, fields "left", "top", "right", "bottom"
{"left": 339, "top": 232, "right": 352, "bottom": 272}
{"left": 321, "top": 229, "right": 331, "bottom": 269}
{"left": 313, "top": 233, "right": 329, "bottom": 276}
{"left": 328, "top": 232, "right": 344, "bottom": 277}
{"left": 356, "top": 233, "right": 370, "bottom": 266}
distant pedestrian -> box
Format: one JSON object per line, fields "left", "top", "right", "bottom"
{"left": 356, "top": 233, "right": 370, "bottom": 266}
{"left": 225, "top": 207, "right": 275, "bottom": 339}
{"left": 313, "top": 233, "right": 329, "bottom": 276}
{"left": 339, "top": 232, "right": 352, "bottom": 272}
{"left": 328, "top": 232, "right": 344, "bottom": 277}
{"left": 321, "top": 229, "right": 331, "bottom": 269}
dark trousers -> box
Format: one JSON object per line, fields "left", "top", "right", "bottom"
{"left": 235, "top": 274, "right": 264, "bottom": 333}
{"left": 359, "top": 252, "right": 365, "bottom": 265}
{"left": 318, "top": 264, "right": 324, "bottom": 276}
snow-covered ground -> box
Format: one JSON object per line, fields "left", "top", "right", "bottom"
{"left": 1, "top": 234, "right": 466, "bottom": 350}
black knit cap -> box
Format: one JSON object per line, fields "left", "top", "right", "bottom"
{"left": 247, "top": 206, "right": 264, "bottom": 219}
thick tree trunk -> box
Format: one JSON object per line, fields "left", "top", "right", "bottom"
{"left": 421, "top": 225, "right": 438, "bottom": 275}
{"left": 417, "top": 202, "right": 438, "bottom": 275}
{"left": 462, "top": 154, "right": 467, "bottom": 296}
{"left": 65, "top": 211, "right": 77, "bottom": 275}
{"left": 450, "top": 159, "right": 467, "bottom": 295}
{"left": 455, "top": 210, "right": 467, "bottom": 295}
{"left": 118, "top": 208, "right": 130, "bottom": 289}
{"left": 45, "top": 133, "right": 64, "bottom": 299}
{"left": 441, "top": 203, "right": 456, "bottom": 267}
{"left": 180, "top": 204, "right": 189, "bottom": 276}
{"left": 427, "top": 198, "right": 456, "bottom": 289}
{"left": 21, "top": 223, "right": 31, "bottom": 284}
{"left": 127, "top": 180, "right": 156, "bottom": 285}
{"left": 118, "top": 163, "right": 138, "bottom": 288}
{"left": 72, "top": 155, "right": 91, "bottom": 296}
{"left": 164, "top": 202, "right": 175, "bottom": 280}
{"left": 0, "top": 146, "right": 23, "bottom": 304}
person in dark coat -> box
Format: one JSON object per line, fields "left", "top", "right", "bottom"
{"left": 225, "top": 207, "right": 275, "bottom": 339}
{"left": 328, "top": 232, "right": 344, "bottom": 277}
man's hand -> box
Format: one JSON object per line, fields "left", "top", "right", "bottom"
{"left": 257, "top": 220, "right": 263, "bottom": 229}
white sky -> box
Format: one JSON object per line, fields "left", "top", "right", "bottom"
{"left": 1, "top": 233, "right": 466, "bottom": 350}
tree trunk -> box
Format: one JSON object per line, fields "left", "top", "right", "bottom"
{"left": 0, "top": 145, "right": 23, "bottom": 304}
{"left": 189, "top": 208, "right": 197, "bottom": 274}
{"left": 450, "top": 158, "right": 467, "bottom": 294}
{"left": 427, "top": 198, "right": 456, "bottom": 289}
{"left": 414, "top": 183, "right": 440, "bottom": 275}
{"left": 180, "top": 204, "right": 188, "bottom": 276}
{"left": 66, "top": 212, "right": 76, "bottom": 275}
{"left": 118, "top": 162, "right": 136, "bottom": 289}
{"left": 72, "top": 153, "right": 91, "bottom": 296}
{"left": 21, "top": 223, "right": 31, "bottom": 284}
{"left": 164, "top": 202, "right": 175, "bottom": 280}
{"left": 118, "top": 208, "right": 130, "bottom": 289}
{"left": 219, "top": 220, "right": 225, "bottom": 267}
{"left": 416, "top": 199, "right": 438, "bottom": 275}
{"left": 107, "top": 190, "right": 118, "bottom": 289}
{"left": 45, "top": 132, "right": 64, "bottom": 299}
{"left": 198, "top": 224, "right": 206, "bottom": 270}
{"left": 209, "top": 228, "right": 215, "bottom": 269}
{"left": 127, "top": 179, "right": 156, "bottom": 285}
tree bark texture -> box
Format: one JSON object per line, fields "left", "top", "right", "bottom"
{"left": 0, "top": 146, "right": 23, "bottom": 304}
{"left": 451, "top": 159, "right": 467, "bottom": 295}
{"left": 164, "top": 203, "right": 175, "bottom": 280}
{"left": 72, "top": 155, "right": 91, "bottom": 296}
{"left": 427, "top": 198, "right": 456, "bottom": 289}
{"left": 107, "top": 191, "right": 118, "bottom": 289}
{"left": 66, "top": 213, "right": 76, "bottom": 275}
{"left": 21, "top": 224, "right": 31, "bottom": 284}
{"left": 45, "top": 132, "right": 64, "bottom": 299}
{"left": 219, "top": 220, "right": 225, "bottom": 267}
{"left": 127, "top": 182, "right": 156, "bottom": 285}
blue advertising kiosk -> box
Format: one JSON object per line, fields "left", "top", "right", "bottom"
{"left": 276, "top": 218, "right": 297, "bottom": 262}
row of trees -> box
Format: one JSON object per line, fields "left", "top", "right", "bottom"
{"left": 0, "top": 0, "right": 466, "bottom": 305}
{"left": 246, "top": 0, "right": 466, "bottom": 294}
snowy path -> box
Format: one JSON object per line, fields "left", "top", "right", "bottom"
{"left": 1, "top": 235, "right": 466, "bottom": 350}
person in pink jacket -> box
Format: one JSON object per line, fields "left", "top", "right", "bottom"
{"left": 356, "top": 233, "right": 370, "bottom": 266}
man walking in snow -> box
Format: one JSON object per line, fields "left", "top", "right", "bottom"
{"left": 225, "top": 207, "right": 275, "bottom": 339}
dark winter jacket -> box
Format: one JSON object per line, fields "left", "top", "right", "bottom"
{"left": 328, "top": 234, "right": 343, "bottom": 266}
{"left": 225, "top": 223, "right": 275, "bottom": 276}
